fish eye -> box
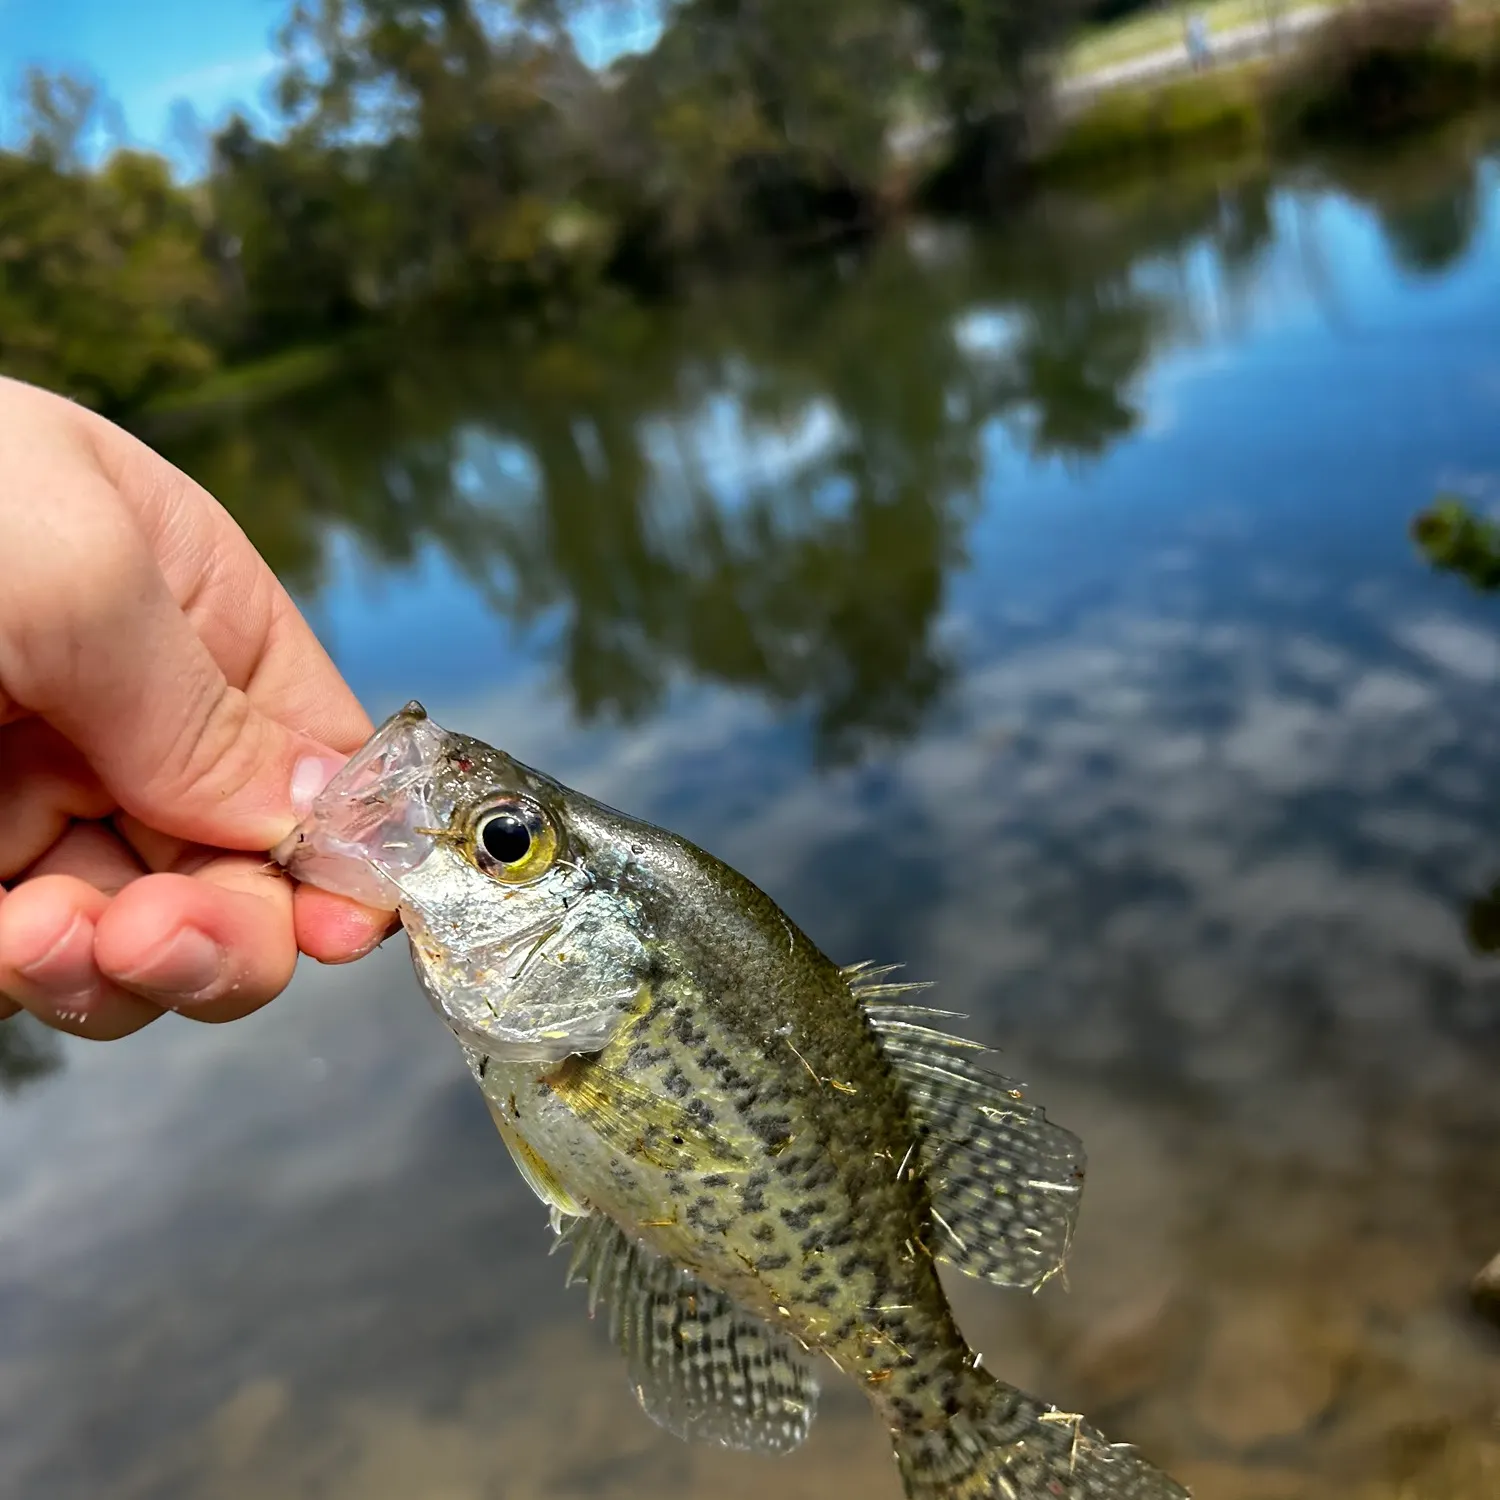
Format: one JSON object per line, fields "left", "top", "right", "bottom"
{"left": 481, "top": 811, "right": 532, "bottom": 865}
{"left": 471, "top": 799, "right": 558, "bottom": 884}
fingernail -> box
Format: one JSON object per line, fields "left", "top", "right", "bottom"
{"left": 291, "top": 755, "right": 345, "bottom": 818}
{"left": 16, "top": 913, "right": 104, "bottom": 1018}
{"left": 17, "top": 913, "right": 92, "bottom": 986}
{"left": 119, "top": 928, "right": 226, "bottom": 1001}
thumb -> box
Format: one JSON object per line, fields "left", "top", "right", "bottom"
{"left": 1, "top": 475, "right": 346, "bottom": 851}
{"left": 98, "top": 682, "right": 347, "bottom": 852}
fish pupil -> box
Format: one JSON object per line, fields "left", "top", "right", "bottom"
{"left": 481, "top": 813, "right": 532, "bottom": 865}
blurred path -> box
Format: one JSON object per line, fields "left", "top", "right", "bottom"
{"left": 1056, "top": 5, "right": 1334, "bottom": 111}
{"left": 890, "top": 5, "right": 1332, "bottom": 157}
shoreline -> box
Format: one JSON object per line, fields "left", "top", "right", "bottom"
{"left": 74, "top": 5, "right": 1500, "bottom": 425}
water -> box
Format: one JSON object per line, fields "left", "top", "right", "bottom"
{"left": 5, "top": 132, "right": 1500, "bottom": 1499}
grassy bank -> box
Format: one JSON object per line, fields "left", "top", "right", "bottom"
{"left": 1039, "top": 65, "right": 1273, "bottom": 179}
{"left": 142, "top": 344, "right": 349, "bottom": 422}
{"left": 1038, "top": 0, "right": 1500, "bottom": 181}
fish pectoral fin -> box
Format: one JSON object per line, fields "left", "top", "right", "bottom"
{"left": 851, "top": 971, "right": 1087, "bottom": 1291}
{"left": 555, "top": 1213, "right": 820, "bottom": 1455}
{"left": 485, "top": 1099, "right": 589, "bottom": 1225}
{"left": 541, "top": 1054, "right": 751, "bottom": 1173}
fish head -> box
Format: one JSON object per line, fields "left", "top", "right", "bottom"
{"left": 275, "top": 701, "right": 650, "bottom": 1062}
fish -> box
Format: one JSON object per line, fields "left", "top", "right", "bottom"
{"left": 275, "top": 701, "right": 1190, "bottom": 1500}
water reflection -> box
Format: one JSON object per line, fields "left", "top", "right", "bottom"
{"left": 145, "top": 127, "right": 1499, "bottom": 769}
{"left": 1316, "top": 130, "right": 1491, "bottom": 280}
{"left": 145, "top": 168, "right": 1290, "bottom": 759}
{"left": 5, "top": 137, "right": 1500, "bottom": 1500}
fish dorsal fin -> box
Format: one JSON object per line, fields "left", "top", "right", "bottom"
{"left": 554, "top": 1213, "right": 820, "bottom": 1454}
{"left": 845, "top": 963, "right": 1087, "bottom": 1291}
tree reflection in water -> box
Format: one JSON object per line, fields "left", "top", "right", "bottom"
{"left": 145, "top": 168, "right": 1294, "bottom": 760}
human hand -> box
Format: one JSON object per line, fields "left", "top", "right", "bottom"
{"left": 0, "top": 377, "right": 393, "bottom": 1039}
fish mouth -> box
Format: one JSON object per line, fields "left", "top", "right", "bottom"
{"left": 273, "top": 700, "right": 452, "bottom": 910}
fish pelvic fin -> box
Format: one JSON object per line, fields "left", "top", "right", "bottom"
{"left": 483, "top": 1097, "right": 588, "bottom": 1228}
{"left": 890, "top": 1368, "right": 1190, "bottom": 1500}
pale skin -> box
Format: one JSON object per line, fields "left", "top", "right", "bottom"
{"left": 0, "top": 376, "right": 393, "bottom": 1040}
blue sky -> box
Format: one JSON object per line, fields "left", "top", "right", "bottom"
{"left": 0, "top": 0, "right": 662, "bottom": 157}
{"left": 0, "top": 0, "right": 284, "bottom": 147}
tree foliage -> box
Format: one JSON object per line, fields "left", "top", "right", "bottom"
{"left": 0, "top": 0, "right": 1490, "bottom": 412}
{"left": 0, "top": 1, "right": 1099, "bottom": 408}
{"left": 0, "top": 71, "right": 219, "bottom": 409}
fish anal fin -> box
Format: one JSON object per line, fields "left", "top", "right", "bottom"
{"left": 859, "top": 993, "right": 1087, "bottom": 1291}
{"left": 556, "top": 1214, "right": 819, "bottom": 1455}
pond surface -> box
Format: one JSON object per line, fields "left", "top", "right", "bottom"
{"left": 5, "top": 130, "right": 1500, "bottom": 1500}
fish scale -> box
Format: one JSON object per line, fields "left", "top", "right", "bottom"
{"left": 505, "top": 965, "right": 938, "bottom": 1352}
{"left": 484, "top": 961, "right": 982, "bottom": 1432}
{"left": 278, "top": 701, "right": 1191, "bottom": 1499}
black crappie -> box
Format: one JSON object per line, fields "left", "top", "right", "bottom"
{"left": 275, "top": 702, "right": 1189, "bottom": 1500}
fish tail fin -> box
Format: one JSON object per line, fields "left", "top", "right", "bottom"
{"left": 889, "top": 1367, "right": 1190, "bottom": 1500}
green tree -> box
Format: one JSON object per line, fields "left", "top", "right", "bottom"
{"left": 0, "top": 73, "right": 220, "bottom": 411}
{"left": 910, "top": 0, "right": 1089, "bottom": 199}
{"left": 255, "top": 0, "right": 616, "bottom": 311}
